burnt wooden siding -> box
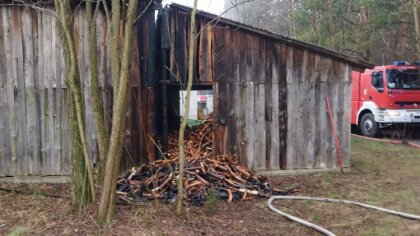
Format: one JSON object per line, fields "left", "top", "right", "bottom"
{"left": 165, "top": 7, "right": 353, "bottom": 171}
{"left": 0, "top": 6, "right": 155, "bottom": 177}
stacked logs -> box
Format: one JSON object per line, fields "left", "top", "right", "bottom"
{"left": 116, "top": 115, "right": 289, "bottom": 205}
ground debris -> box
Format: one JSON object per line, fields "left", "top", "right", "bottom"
{"left": 117, "top": 115, "right": 291, "bottom": 205}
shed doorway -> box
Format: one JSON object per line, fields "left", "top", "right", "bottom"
{"left": 179, "top": 89, "right": 213, "bottom": 121}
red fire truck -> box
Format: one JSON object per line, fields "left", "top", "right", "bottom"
{"left": 351, "top": 61, "right": 420, "bottom": 137}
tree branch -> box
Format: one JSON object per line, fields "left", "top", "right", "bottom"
{"left": 134, "top": 0, "right": 154, "bottom": 23}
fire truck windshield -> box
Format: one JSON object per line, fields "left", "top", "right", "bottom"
{"left": 387, "top": 69, "right": 420, "bottom": 90}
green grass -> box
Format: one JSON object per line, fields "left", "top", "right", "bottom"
{"left": 351, "top": 137, "right": 420, "bottom": 177}
{"left": 204, "top": 188, "right": 220, "bottom": 216}
{"left": 350, "top": 137, "right": 420, "bottom": 235}
{"left": 7, "top": 226, "right": 27, "bottom": 236}
{"left": 187, "top": 119, "right": 205, "bottom": 128}
{"left": 286, "top": 137, "right": 420, "bottom": 235}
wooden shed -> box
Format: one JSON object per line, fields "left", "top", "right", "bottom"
{"left": 156, "top": 4, "right": 372, "bottom": 173}
{"left": 0, "top": 2, "right": 372, "bottom": 181}
{"left": 0, "top": 1, "right": 158, "bottom": 181}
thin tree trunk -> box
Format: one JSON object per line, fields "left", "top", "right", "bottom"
{"left": 176, "top": 0, "right": 199, "bottom": 216}
{"left": 97, "top": 0, "right": 139, "bottom": 224}
{"left": 110, "top": 0, "right": 121, "bottom": 92}
{"left": 414, "top": 0, "right": 420, "bottom": 59}
{"left": 69, "top": 89, "right": 91, "bottom": 212}
{"left": 87, "top": 0, "right": 108, "bottom": 178}
{"left": 54, "top": 0, "right": 95, "bottom": 209}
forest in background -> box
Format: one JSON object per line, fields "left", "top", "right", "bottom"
{"left": 224, "top": 0, "right": 420, "bottom": 65}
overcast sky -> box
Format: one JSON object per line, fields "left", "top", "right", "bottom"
{"left": 162, "top": 0, "right": 225, "bottom": 14}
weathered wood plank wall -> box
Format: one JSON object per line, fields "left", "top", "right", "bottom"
{"left": 286, "top": 48, "right": 352, "bottom": 169}
{"left": 0, "top": 6, "right": 154, "bottom": 177}
{"left": 166, "top": 8, "right": 352, "bottom": 171}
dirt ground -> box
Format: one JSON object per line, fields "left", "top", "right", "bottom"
{"left": 1, "top": 136, "right": 420, "bottom": 236}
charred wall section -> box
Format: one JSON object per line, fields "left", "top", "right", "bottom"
{"left": 163, "top": 7, "right": 289, "bottom": 171}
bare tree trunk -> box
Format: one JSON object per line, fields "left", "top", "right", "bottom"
{"left": 97, "top": 0, "right": 139, "bottom": 224}
{"left": 414, "top": 0, "right": 420, "bottom": 59}
{"left": 176, "top": 0, "right": 199, "bottom": 216}
{"left": 86, "top": 0, "right": 108, "bottom": 178}
{"left": 54, "top": 0, "right": 95, "bottom": 209}
{"left": 110, "top": 0, "right": 121, "bottom": 92}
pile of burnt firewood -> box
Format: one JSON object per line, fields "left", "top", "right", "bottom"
{"left": 116, "top": 115, "right": 289, "bottom": 205}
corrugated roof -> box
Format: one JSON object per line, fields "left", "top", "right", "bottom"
{"left": 168, "top": 3, "right": 373, "bottom": 70}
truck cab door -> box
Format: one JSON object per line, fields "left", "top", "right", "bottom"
{"left": 364, "top": 71, "right": 388, "bottom": 108}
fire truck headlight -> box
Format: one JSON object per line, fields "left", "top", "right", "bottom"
{"left": 386, "top": 111, "right": 400, "bottom": 116}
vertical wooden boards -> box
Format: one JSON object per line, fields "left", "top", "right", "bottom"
{"left": 270, "top": 82, "right": 280, "bottom": 170}
{"left": 146, "top": 87, "right": 157, "bottom": 162}
{"left": 227, "top": 82, "right": 238, "bottom": 155}
{"left": 174, "top": 13, "right": 186, "bottom": 82}
{"left": 213, "top": 27, "right": 228, "bottom": 83}
{"left": 295, "top": 50, "right": 307, "bottom": 169}
{"left": 136, "top": 7, "right": 157, "bottom": 165}
{"left": 137, "top": 8, "right": 156, "bottom": 87}
{"left": 236, "top": 83, "right": 247, "bottom": 165}
{"left": 279, "top": 44, "right": 288, "bottom": 170}
{"left": 3, "top": 7, "right": 18, "bottom": 176}
{"left": 342, "top": 65, "right": 352, "bottom": 167}
{"left": 22, "top": 7, "right": 41, "bottom": 175}
{"left": 328, "top": 66, "right": 339, "bottom": 168}
{"left": 145, "top": 9, "right": 156, "bottom": 86}
{"left": 32, "top": 10, "right": 42, "bottom": 175}
{"left": 264, "top": 41, "right": 273, "bottom": 170}
{"left": 213, "top": 82, "right": 228, "bottom": 155}
{"left": 329, "top": 60, "right": 344, "bottom": 168}
{"left": 245, "top": 83, "right": 255, "bottom": 168}
{"left": 212, "top": 82, "right": 219, "bottom": 154}
{"left": 254, "top": 83, "right": 266, "bottom": 170}
{"left": 169, "top": 11, "right": 176, "bottom": 81}
{"left": 0, "top": 87, "right": 4, "bottom": 176}
{"left": 41, "top": 11, "right": 52, "bottom": 175}
{"left": 253, "top": 37, "right": 265, "bottom": 84}
{"left": 0, "top": 8, "right": 5, "bottom": 90}
{"left": 303, "top": 52, "right": 316, "bottom": 169}
{"left": 0, "top": 6, "right": 151, "bottom": 177}
{"left": 0, "top": 8, "right": 6, "bottom": 176}
{"left": 127, "top": 31, "right": 141, "bottom": 167}
{"left": 268, "top": 43, "right": 281, "bottom": 170}
{"left": 35, "top": 10, "right": 44, "bottom": 176}
{"left": 55, "top": 21, "right": 65, "bottom": 175}
{"left": 286, "top": 47, "right": 298, "bottom": 169}
{"left": 51, "top": 14, "right": 61, "bottom": 175}
{"left": 285, "top": 47, "right": 350, "bottom": 170}
{"left": 313, "top": 55, "right": 322, "bottom": 168}
{"left": 0, "top": 7, "right": 6, "bottom": 176}
{"left": 318, "top": 58, "right": 332, "bottom": 168}
{"left": 198, "top": 22, "right": 214, "bottom": 83}
{"left": 239, "top": 33, "right": 253, "bottom": 83}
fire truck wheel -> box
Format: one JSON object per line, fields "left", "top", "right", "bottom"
{"left": 360, "top": 113, "right": 379, "bottom": 137}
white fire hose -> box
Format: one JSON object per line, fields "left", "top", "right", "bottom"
{"left": 268, "top": 195, "right": 420, "bottom": 236}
